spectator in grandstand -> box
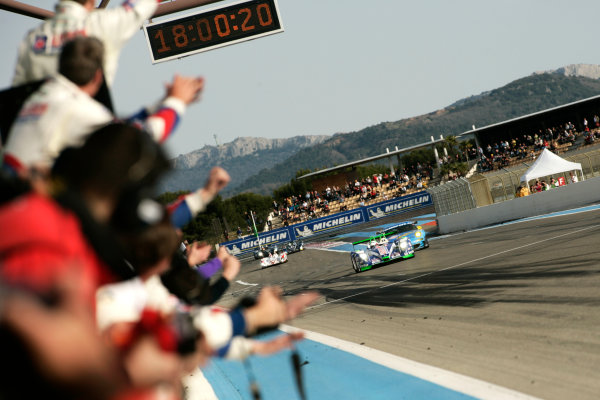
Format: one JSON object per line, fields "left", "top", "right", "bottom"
{"left": 541, "top": 180, "right": 550, "bottom": 190}
{"left": 12, "top": 0, "right": 158, "bottom": 88}
{"left": 584, "top": 131, "right": 595, "bottom": 145}
{"left": 515, "top": 185, "right": 530, "bottom": 197}
{"left": 529, "top": 150, "right": 536, "bottom": 160}
{"left": 3, "top": 37, "right": 204, "bottom": 179}
{"left": 570, "top": 172, "right": 578, "bottom": 183}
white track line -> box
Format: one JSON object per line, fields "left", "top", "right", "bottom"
{"left": 280, "top": 325, "right": 542, "bottom": 400}
{"left": 235, "top": 280, "right": 258, "bottom": 286}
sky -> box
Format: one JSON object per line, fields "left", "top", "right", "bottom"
{"left": 2, "top": 0, "right": 600, "bottom": 158}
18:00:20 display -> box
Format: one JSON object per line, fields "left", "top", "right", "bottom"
{"left": 153, "top": 3, "right": 275, "bottom": 53}
{"left": 143, "top": 0, "right": 283, "bottom": 63}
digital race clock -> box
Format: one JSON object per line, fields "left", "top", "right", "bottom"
{"left": 143, "top": 0, "right": 284, "bottom": 63}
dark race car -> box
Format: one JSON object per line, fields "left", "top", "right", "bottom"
{"left": 283, "top": 240, "right": 304, "bottom": 255}
{"left": 253, "top": 244, "right": 279, "bottom": 260}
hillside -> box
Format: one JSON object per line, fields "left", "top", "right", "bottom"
{"left": 157, "top": 135, "right": 329, "bottom": 194}
{"left": 158, "top": 65, "right": 600, "bottom": 196}
{"left": 231, "top": 70, "right": 600, "bottom": 194}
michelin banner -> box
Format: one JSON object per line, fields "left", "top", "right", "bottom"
{"left": 365, "top": 192, "right": 432, "bottom": 220}
{"left": 223, "top": 227, "right": 291, "bottom": 256}
{"left": 220, "top": 191, "right": 433, "bottom": 256}
{"left": 290, "top": 209, "right": 367, "bottom": 240}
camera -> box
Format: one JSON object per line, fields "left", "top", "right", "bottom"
{"left": 170, "top": 310, "right": 199, "bottom": 355}
{"left": 135, "top": 308, "right": 199, "bottom": 356}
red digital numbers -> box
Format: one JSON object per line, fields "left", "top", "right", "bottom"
{"left": 214, "top": 14, "right": 230, "bottom": 37}
{"left": 146, "top": 0, "right": 281, "bottom": 62}
{"left": 172, "top": 25, "right": 189, "bottom": 47}
{"left": 256, "top": 3, "right": 273, "bottom": 26}
{"left": 154, "top": 29, "right": 170, "bottom": 53}
{"left": 196, "top": 18, "right": 212, "bottom": 41}
{"left": 239, "top": 8, "right": 254, "bottom": 31}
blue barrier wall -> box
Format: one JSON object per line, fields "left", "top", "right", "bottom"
{"left": 224, "top": 226, "right": 291, "bottom": 256}
{"left": 290, "top": 208, "right": 366, "bottom": 240}
{"left": 221, "top": 191, "right": 433, "bottom": 256}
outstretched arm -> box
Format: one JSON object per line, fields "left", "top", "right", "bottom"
{"left": 169, "top": 167, "right": 230, "bottom": 229}
{"left": 128, "top": 75, "right": 205, "bottom": 143}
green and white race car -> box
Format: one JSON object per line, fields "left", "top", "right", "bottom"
{"left": 350, "top": 232, "right": 414, "bottom": 273}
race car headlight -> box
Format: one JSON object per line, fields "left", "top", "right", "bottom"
{"left": 399, "top": 239, "right": 408, "bottom": 251}
{"left": 415, "top": 231, "right": 422, "bottom": 238}
{"left": 359, "top": 253, "right": 368, "bottom": 261}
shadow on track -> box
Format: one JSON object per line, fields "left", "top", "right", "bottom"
{"left": 305, "top": 251, "right": 600, "bottom": 309}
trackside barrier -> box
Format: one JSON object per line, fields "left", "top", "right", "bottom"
{"left": 364, "top": 192, "right": 432, "bottom": 220}
{"left": 222, "top": 226, "right": 292, "bottom": 257}
{"left": 436, "top": 175, "right": 600, "bottom": 234}
{"left": 221, "top": 191, "right": 433, "bottom": 257}
{"left": 427, "top": 178, "right": 476, "bottom": 217}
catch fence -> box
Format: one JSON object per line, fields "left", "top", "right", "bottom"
{"left": 428, "top": 147, "right": 600, "bottom": 216}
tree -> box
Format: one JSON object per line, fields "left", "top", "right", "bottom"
{"left": 459, "top": 140, "right": 474, "bottom": 161}
{"left": 156, "top": 190, "right": 273, "bottom": 244}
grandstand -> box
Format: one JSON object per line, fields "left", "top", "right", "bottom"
{"left": 241, "top": 95, "right": 600, "bottom": 239}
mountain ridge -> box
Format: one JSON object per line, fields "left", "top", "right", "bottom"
{"left": 159, "top": 135, "right": 329, "bottom": 194}
{"left": 161, "top": 64, "right": 600, "bottom": 196}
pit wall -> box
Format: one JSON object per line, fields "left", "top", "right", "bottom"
{"left": 222, "top": 192, "right": 432, "bottom": 256}
{"left": 436, "top": 176, "right": 600, "bottom": 234}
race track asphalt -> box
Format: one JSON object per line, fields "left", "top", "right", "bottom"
{"left": 215, "top": 208, "right": 600, "bottom": 400}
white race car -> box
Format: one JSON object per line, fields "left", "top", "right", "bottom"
{"left": 260, "top": 251, "right": 288, "bottom": 269}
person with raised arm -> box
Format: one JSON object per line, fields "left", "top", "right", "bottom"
{"left": 13, "top": 0, "right": 159, "bottom": 88}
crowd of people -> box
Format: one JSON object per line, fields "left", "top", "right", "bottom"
{"left": 0, "top": 1, "right": 319, "bottom": 399}
{"left": 272, "top": 166, "right": 432, "bottom": 228}
{"left": 515, "top": 172, "right": 579, "bottom": 197}
{"left": 476, "top": 120, "right": 596, "bottom": 172}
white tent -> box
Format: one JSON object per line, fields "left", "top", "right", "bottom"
{"left": 520, "top": 148, "right": 583, "bottom": 186}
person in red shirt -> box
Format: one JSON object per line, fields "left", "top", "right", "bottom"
{"left": 0, "top": 123, "right": 168, "bottom": 309}
{"left": 0, "top": 123, "right": 170, "bottom": 399}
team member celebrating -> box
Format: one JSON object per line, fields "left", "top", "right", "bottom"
{"left": 4, "top": 37, "right": 204, "bottom": 178}
{"left": 13, "top": 0, "right": 159, "bottom": 87}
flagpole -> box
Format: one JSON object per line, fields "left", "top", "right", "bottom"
{"left": 250, "top": 210, "right": 259, "bottom": 243}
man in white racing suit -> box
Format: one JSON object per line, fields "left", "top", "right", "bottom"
{"left": 3, "top": 37, "right": 203, "bottom": 176}
{"left": 12, "top": 0, "right": 158, "bottom": 87}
